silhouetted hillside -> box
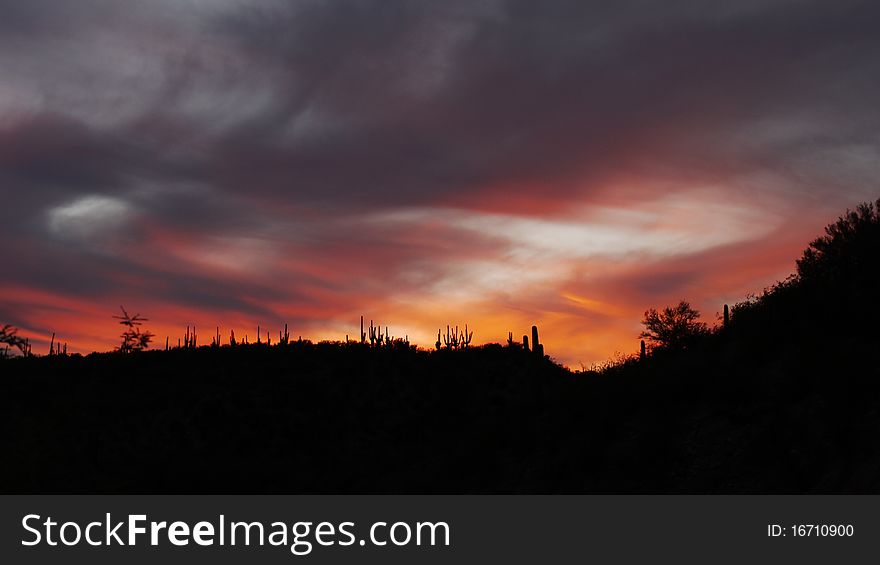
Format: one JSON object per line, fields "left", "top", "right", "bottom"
{"left": 2, "top": 200, "right": 880, "bottom": 493}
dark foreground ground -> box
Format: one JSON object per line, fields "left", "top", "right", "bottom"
{"left": 1, "top": 325, "right": 878, "bottom": 494}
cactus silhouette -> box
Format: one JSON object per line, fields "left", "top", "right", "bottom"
{"left": 443, "top": 325, "right": 458, "bottom": 349}
{"left": 183, "top": 325, "right": 198, "bottom": 349}
{"left": 461, "top": 324, "right": 473, "bottom": 348}
{"left": 531, "top": 325, "right": 544, "bottom": 357}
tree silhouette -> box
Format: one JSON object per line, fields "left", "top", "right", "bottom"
{"left": 113, "top": 306, "right": 154, "bottom": 353}
{"left": 639, "top": 300, "right": 708, "bottom": 350}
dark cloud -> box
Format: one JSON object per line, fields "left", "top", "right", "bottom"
{"left": 180, "top": 0, "right": 880, "bottom": 209}
{"left": 5, "top": 1, "right": 880, "bottom": 208}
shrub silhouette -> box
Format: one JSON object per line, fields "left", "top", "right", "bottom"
{"left": 639, "top": 300, "right": 708, "bottom": 350}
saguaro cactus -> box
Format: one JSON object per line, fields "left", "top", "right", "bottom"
{"left": 531, "top": 325, "right": 544, "bottom": 357}
{"left": 640, "top": 339, "right": 646, "bottom": 360}
{"left": 368, "top": 320, "right": 384, "bottom": 347}
{"left": 443, "top": 325, "right": 455, "bottom": 349}
{"left": 183, "top": 325, "right": 197, "bottom": 349}
{"left": 523, "top": 335, "right": 529, "bottom": 351}
{"left": 461, "top": 324, "right": 473, "bottom": 348}
{"left": 723, "top": 304, "right": 730, "bottom": 329}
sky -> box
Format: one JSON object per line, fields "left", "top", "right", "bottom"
{"left": 1, "top": 0, "right": 879, "bottom": 367}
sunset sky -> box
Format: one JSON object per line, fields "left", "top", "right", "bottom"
{"left": 2, "top": 0, "right": 879, "bottom": 366}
